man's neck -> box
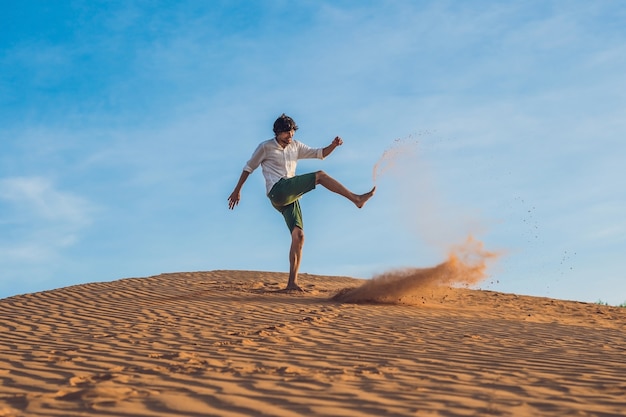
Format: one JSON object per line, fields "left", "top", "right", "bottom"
{"left": 275, "top": 136, "right": 290, "bottom": 149}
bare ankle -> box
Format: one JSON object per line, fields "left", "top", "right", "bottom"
{"left": 356, "top": 186, "right": 376, "bottom": 208}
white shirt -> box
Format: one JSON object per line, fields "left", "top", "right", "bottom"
{"left": 244, "top": 138, "right": 324, "bottom": 194}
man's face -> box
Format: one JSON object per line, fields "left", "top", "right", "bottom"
{"left": 276, "top": 129, "right": 295, "bottom": 148}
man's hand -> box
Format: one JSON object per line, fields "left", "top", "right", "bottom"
{"left": 332, "top": 136, "right": 343, "bottom": 147}
{"left": 228, "top": 191, "right": 240, "bottom": 209}
{"left": 323, "top": 136, "right": 343, "bottom": 158}
{"left": 228, "top": 171, "right": 250, "bottom": 210}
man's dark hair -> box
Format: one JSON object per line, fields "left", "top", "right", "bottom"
{"left": 273, "top": 113, "right": 299, "bottom": 134}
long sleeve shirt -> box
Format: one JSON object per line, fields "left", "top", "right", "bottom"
{"left": 244, "top": 138, "right": 324, "bottom": 194}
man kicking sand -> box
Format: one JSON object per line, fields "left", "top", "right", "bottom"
{"left": 228, "top": 114, "right": 375, "bottom": 291}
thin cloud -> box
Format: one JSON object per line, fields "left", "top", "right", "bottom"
{"left": 0, "top": 176, "right": 92, "bottom": 224}
{"left": 0, "top": 177, "right": 94, "bottom": 269}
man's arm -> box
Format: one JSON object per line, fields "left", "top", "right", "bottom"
{"left": 228, "top": 170, "right": 251, "bottom": 210}
{"left": 322, "top": 136, "right": 343, "bottom": 158}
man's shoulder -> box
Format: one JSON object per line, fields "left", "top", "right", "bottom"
{"left": 258, "top": 138, "right": 278, "bottom": 147}
{"left": 291, "top": 139, "right": 310, "bottom": 148}
{"left": 251, "top": 138, "right": 276, "bottom": 152}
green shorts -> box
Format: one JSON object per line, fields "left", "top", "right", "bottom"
{"left": 268, "top": 173, "right": 317, "bottom": 232}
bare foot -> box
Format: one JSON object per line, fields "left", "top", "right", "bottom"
{"left": 355, "top": 186, "right": 376, "bottom": 208}
{"left": 285, "top": 283, "right": 304, "bottom": 292}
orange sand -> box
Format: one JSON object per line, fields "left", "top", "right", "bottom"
{"left": 1, "top": 270, "right": 625, "bottom": 416}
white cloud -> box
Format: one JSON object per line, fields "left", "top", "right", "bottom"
{"left": 0, "top": 176, "right": 92, "bottom": 224}
{"left": 0, "top": 176, "right": 94, "bottom": 265}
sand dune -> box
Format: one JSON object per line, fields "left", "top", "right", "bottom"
{"left": 1, "top": 270, "right": 625, "bottom": 416}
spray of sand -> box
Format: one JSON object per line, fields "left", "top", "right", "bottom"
{"left": 335, "top": 135, "right": 498, "bottom": 304}
{"left": 333, "top": 236, "right": 497, "bottom": 304}
{"left": 372, "top": 135, "right": 420, "bottom": 186}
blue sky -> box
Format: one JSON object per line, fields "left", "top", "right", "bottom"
{"left": 1, "top": 1, "right": 625, "bottom": 304}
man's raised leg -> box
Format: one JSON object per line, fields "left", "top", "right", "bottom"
{"left": 315, "top": 170, "right": 376, "bottom": 208}
{"left": 286, "top": 227, "right": 305, "bottom": 291}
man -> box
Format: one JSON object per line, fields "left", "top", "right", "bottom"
{"left": 228, "top": 114, "right": 375, "bottom": 291}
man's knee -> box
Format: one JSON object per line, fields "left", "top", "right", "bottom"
{"left": 315, "top": 170, "right": 327, "bottom": 184}
{"left": 291, "top": 227, "right": 304, "bottom": 242}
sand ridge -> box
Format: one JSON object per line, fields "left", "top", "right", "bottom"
{"left": 1, "top": 270, "right": 625, "bottom": 416}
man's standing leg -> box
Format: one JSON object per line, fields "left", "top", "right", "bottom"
{"left": 269, "top": 176, "right": 315, "bottom": 291}
{"left": 287, "top": 226, "right": 304, "bottom": 291}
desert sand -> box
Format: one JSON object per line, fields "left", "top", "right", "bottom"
{"left": 1, "top": 270, "right": 625, "bottom": 416}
